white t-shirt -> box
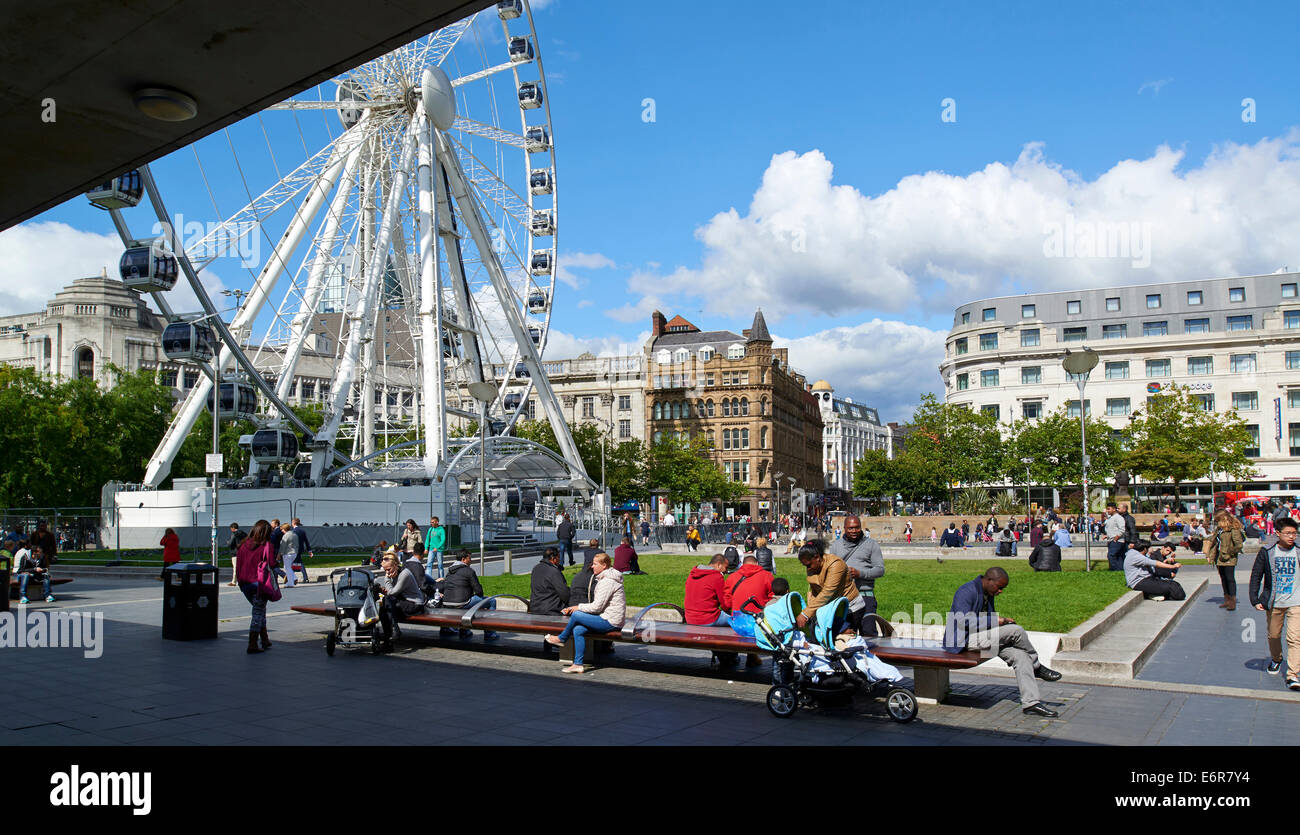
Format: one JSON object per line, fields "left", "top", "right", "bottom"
{"left": 663, "top": 513, "right": 676, "bottom": 527}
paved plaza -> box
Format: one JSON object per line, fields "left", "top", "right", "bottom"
{"left": 1, "top": 569, "right": 1295, "bottom": 748}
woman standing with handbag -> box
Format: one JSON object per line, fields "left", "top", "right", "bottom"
{"left": 235, "top": 520, "right": 278, "bottom": 654}
{"left": 1207, "top": 511, "right": 1245, "bottom": 611}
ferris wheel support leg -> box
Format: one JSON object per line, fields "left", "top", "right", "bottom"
{"left": 312, "top": 117, "right": 420, "bottom": 483}
{"left": 139, "top": 151, "right": 351, "bottom": 486}
{"left": 416, "top": 112, "right": 447, "bottom": 477}
{"left": 432, "top": 161, "right": 488, "bottom": 388}
{"left": 433, "top": 132, "right": 589, "bottom": 486}
{"left": 275, "top": 142, "right": 364, "bottom": 402}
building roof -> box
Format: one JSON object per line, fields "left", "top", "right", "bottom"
{"left": 830, "top": 398, "right": 882, "bottom": 425}
{"left": 651, "top": 329, "right": 745, "bottom": 351}
{"left": 811, "top": 379, "right": 833, "bottom": 391}
{"left": 664, "top": 315, "right": 698, "bottom": 332}
{"left": 748, "top": 309, "right": 771, "bottom": 342}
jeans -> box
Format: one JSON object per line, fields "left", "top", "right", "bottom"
{"left": 559, "top": 540, "right": 575, "bottom": 565}
{"left": 557, "top": 611, "right": 615, "bottom": 665}
{"left": 444, "top": 595, "right": 497, "bottom": 640}
{"left": 704, "top": 611, "right": 731, "bottom": 628}
{"left": 239, "top": 580, "right": 267, "bottom": 632}
{"left": 18, "top": 572, "right": 51, "bottom": 599}
{"left": 1107, "top": 540, "right": 1126, "bottom": 571}
{"left": 424, "top": 549, "right": 444, "bottom": 583}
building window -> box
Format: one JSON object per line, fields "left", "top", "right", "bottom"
{"left": 954, "top": 337, "right": 968, "bottom": 355}
{"left": 1020, "top": 328, "right": 1040, "bottom": 347}
{"left": 1066, "top": 300, "right": 1081, "bottom": 315}
{"left": 300, "top": 380, "right": 315, "bottom": 400}
{"left": 960, "top": 311, "right": 970, "bottom": 324}
{"left": 1187, "top": 290, "right": 1203, "bottom": 305}
{"left": 1282, "top": 282, "right": 1298, "bottom": 299}
{"left": 1021, "top": 304, "right": 1036, "bottom": 318}
{"left": 1066, "top": 400, "right": 1091, "bottom": 418}
{"left": 1230, "top": 353, "right": 1256, "bottom": 373}
{"left": 1063, "top": 326, "right": 1087, "bottom": 342}
{"left": 727, "top": 344, "right": 745, "bottom": 359}
{"left": 956, "top": 373, "right": 969, "bottom": 391}
{"left": 1106, "top": 398, "right": 1131, "bottom": 417}
{"left": 1145, "top": 359, "right": 1170, "bottom": 377}
{"left": 159, "top": 368, "right": 178, "bottom": 387}
{"left": 1022, "top": 401, "right": 1042, "bottom": 420}
{"left": 740, "top": 398, "right": 749, "bottom": 416}
{"left": 1285, "top": 310, "right": 1300, "bottom": 329}
{"left": 722, "top": 399, "right": 730, "bottom": 417}
{"left": 760, "top": 426, "right": 768, "bottom": 448}
{"left": 982, "top": 307, "right": 996, "bottom": 321}
{"left": 1143, "top": 321, "right": 1168, "bottom": 337}
{"left": 979, "top": 332, "right": 998, "bottom": 350}
{"left": 1232, "top": 392, "right": 1259, "bottom": 411}
{"left": 1292, "top": 423, "right": 1300, "bottom": 457}
{"left": 1226, "top": 315, "right": 1253, "bottom": 331}
{"left": 1195, "top": 393, "right": 1215, "bottom": 411}
{"left": 980, "top": 404, "right": 1000, "bottom": 420}
{"left": 722, "top": 429, "right": 731, "bottom": 450}
{"left": 1105, "top": 297, "right": 1121, "bottom": 312}
{"left": 1289, "top": 351, "right": 1300, "bottom": 370}
{"left": 1244, "top": 425, "right": 1260, "bottom": 457}
{"left": 618, "top": 395, "right": 631, "bottom": 411}
{"left": 1105, "top": 361, "right": 1129, "bottom": 380}
{"left": 653, "top": 403, "right": 662, "bottom": 421}
{"left": 1021, "top": 366, "right": 1041, "bottom": 385}
{"left": 707, "top": 399, "right": 715, "bottom": 417}
{"left": 1146, "top": 294, "right": 1161, "bottom": 309}
{"left": 980, "top": 370, "right": 999, "bottom": 387}
{"left": 618, "top": 419, "right": 631, "bottom": 439}
{"left": 1229, "top": 287, "right": 1245, "bottom": 303}
{"left": 653, "top": 431, "right": 662, "bottom": 444}
{"left": 741, "top": 428, "right": 750, "bottom": 449}
{"left": 581, "top": 397, "right": 595, "bottom": 418}
{"left": 1290, "top": 390, "right": 1300, "bottom": 409}
{"left": 698, "top": 347, "right": 714, "bottom": 362}
{"left": 1184, "top": 317, "right": 1210, "bottom": 334}
{"left": 656, "top": 350, "right": 671, "bottom": 364}
{"left": 1102, "top": 323, "right": 1127, "bottom": 339}
{"left": 1187, "top": 356, "right": 1213, "bottom": 376}
{"left": 183, "top": 370, "right": 199, "bottom": 389}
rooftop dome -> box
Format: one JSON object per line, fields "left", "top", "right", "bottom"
{"left": 811, "top": 379, "right": 833, "bottom": 391}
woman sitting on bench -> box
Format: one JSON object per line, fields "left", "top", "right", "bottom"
{"left": 545, "top": 553, "right": 625, "bottom": 674}
{"left": 374, "top": 551, "right": 426, "bottom": 650}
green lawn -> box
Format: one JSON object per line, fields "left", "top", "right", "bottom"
{"left": 480, "top": 554, "right": 1130, "bottom": 634}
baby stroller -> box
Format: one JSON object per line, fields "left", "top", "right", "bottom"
{"left": 751, "top": 593, "right": 918, "bottom": 723}
{"left": 324, "top": 567, "right": 385, "bottom": 655}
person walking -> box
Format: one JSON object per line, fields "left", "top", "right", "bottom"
{"left": 278, "top": 522, "right": 303, "bottom": 587}
{"left": 1206, "top": 510, "right": 1245, "bottom": 610}
{"left": 1103, "top": 504, "right": 1127, "bottom": 571}
{"left": 159, "top": 527, "right": 180, "bottom": 581}
{"left": 545, "top": 553, "right": 625, "bottom": 674}
{"left": 556, "top": 513, "right": 576, "bottom": 566}
{"left": 227, "top": 523, "right": 247, "bottom": 586}
{"left": 1249, "top": 517, "right": 1299, "bottom": 689}
{"left": 398, "top": 519, "right": 422, "bottom": 556}
{"left": 235, "top": 520, "right": 277, "bottom": 654}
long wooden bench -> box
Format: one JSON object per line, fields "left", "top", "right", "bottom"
{"left": 292, "top": 595, "right": 982, "bottom": 703}
{"left": 8, "top": 576, "right": 74, "bottom": 598}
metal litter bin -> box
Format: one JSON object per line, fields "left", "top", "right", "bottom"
{"left": 162, "top": 562, "right": 219, "bottom": 640}
{"left": 0, "top": 554, "right": 9, "bottom": 613}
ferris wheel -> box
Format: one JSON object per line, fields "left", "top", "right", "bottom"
{"left": 91, "top": 0, "right": 589, "bottom": 490}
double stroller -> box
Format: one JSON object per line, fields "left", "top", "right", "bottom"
{"left": 751, "top": 592, "right": 919, "bottom": 722}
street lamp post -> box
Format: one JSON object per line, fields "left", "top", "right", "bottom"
{"left": 593, "top": 416, "right": 612, "bottom": 550}
{"left": 467, "top": 381, "right": 498, "bottom": 576}
{"left": 773, "top": 470, "right": 785, "bottom": 531}
{"left": 1019, "top": 456, "right": 1032, "bottom": 517}
{"left": 1063, "top": 347, "right": 1099, "bottom": 571}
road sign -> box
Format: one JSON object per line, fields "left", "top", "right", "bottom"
{"left": 205, "top": 454, "right": 224, "bottom": 474}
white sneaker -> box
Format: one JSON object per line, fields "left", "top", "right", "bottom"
{"left": 1150, "top": 596, "right": 1166, "bottom": 602}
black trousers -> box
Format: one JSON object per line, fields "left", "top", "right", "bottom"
{"left": 378, "top": 597, "right": 421, "bottom": 640}
{"left": 1133, "top": 577, "right": 1186, "bottom": 601}
{"left": 1216, "top": 564, "right": 1237, "bottom": 597}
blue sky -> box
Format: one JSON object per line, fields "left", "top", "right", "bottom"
{"left": 6, "top": 0, "right": 1300, "bottom": 420}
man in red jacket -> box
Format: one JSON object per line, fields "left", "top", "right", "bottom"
{"left": 684, "top": 554, "right": 731, "bottom": 626}
{"left": 723, "top": 556, "right": 775, "bottom": 616}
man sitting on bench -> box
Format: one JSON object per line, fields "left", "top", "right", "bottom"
{"left": 374, "top": 551, "right": 425, "bottom": 650}
{"left": 439, "top": 550, "right": 499, "bottom": 642}
{"left": 1124, "top": 540, "right": 1185, "bottom": 601}
{"left": 945, "top": 567, "right": 1062, "bottom": 718}
{"left": 17, "top": 543, "right": 55, "bottom": 604}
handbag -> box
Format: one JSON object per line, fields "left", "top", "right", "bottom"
{"left": 257, "top": 543, "right": 282, "bottom": 602}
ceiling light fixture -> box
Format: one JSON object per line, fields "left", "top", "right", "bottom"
{"left": 132, "top": 87, "right": 198, "bottom": 121}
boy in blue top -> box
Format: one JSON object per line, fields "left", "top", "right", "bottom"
{"left": 1250, "top": 517, "right": 1299, "bottom": 689}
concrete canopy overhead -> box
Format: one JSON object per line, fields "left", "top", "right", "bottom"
{"left": 2, "top": 0, "right": 493, "bottom": 231}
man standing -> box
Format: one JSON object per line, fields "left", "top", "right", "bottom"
{"left": 556, "top": 513, "right": 576, "bottom": 566}
{"left": 640, "top": 517, "right": 651, "bottom": 547}
{"left": 1120, "top": 503, "right": 1139, "bottom": 551}
{"left": 663, "top": 510, "right": 676, "bottom": 531}
{"left": 291, "top": 517, "right": 313, "bottom": 582}
{"left": 278, "top": 522, "right": 304, "bottom": 586}
{"left": 945, "top": 567, "right": 1062, "bottom": 717}
{"left": 424, "top": 515, "right": 447, "bottom": 582}
{"left": 1249, "top": 517, "right": 1299, "bottom": 690}
{"left": 830, "top": 515, "right": 884, "bottom": 631}
{"left": 227, "top": 523, "right": 248, "bottom": 586}
{"left": 1103, "top": 504, "right": 1126, "bottom": 571}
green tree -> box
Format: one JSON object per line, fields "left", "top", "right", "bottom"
{"left": 514, "top": 419, "right": 648, "bottom": 503}
{"left": 645, "top": 436, "right": 744, "bottom": 508}
{"left": 903, "top": 394, "right": 1004, "bottom": 497}
{"left": 1002, "top": 407, "right": 1123, "bottom": 492}
{"left": 851, "top": 448, "right": 896, "bottom": 507}
{"left": 1121, "top": 383, "right": 1255, "bottom": 491}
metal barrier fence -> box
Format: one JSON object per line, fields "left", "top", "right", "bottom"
{"left": 654, "top": 522, "right": 785, "bottom": 546}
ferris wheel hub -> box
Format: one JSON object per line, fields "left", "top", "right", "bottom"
{"left": 421, "top": 66, "right": 457, "bottom": 131}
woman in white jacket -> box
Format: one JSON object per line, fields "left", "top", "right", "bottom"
{"left": 544, "top": 553, "right": 626, "bottom": 674}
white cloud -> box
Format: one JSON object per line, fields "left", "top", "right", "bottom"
{"left": 554, "top": 250, "right": 615, "bottom": 290}
{"left": 576, "top": 299, "right": 592, "bottom": 308}
{"left": 1138, "top": 78, "right": 1173, "bottom": 95}
{"left": 0, "top": 220, "right": 227, "bottom": 317}
{"left": 542, "top": 328, "right": 649, "bottom": 360}
{"left": 778, "top": 319, "right": 948, "bottom": 422}
{"left": 625, "top": 131, "right": 1300, "bottom": 320}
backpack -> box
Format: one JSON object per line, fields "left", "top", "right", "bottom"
{"left": 996, "top": 539, "right": 1012, "bottom": 557}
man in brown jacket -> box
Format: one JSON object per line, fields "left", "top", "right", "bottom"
{"left": 794, "top": 539, "right": 866, "bottom": 635}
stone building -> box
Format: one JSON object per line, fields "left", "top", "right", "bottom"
{"left": 810, "top": 379, "right": 897, "bottom": 492}
{"left": 644, "top": 309, "right": 823, "bottom": 518}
